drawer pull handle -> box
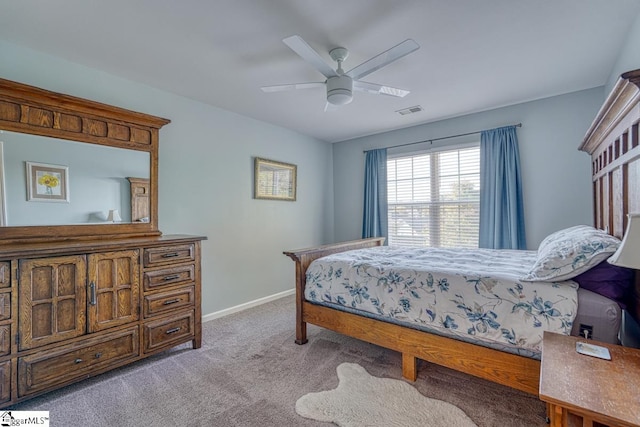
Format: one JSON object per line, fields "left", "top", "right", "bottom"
{"left": 163, "top": 298, "right": 181, "bottom": 305}
{"left": 74, "top": 358, "right": 83, "bottom": 364}
{"left": 163, "top": 275, "right": 180, "bottom": 281}
{"left": 95, "top": 352, "right": 102, "bottom": 359}
{"left": 162, "top": 253, "right": 179, "bottom": 258}
{"left": 89, "top": 282, "right": 97, "bottom": 306}
{"left": 166, "top": 327, "right": 181, "bottom": 335}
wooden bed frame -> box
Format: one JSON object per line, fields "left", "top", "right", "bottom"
{"left": 284, "top": 69, "right": 640, "bottom": 397}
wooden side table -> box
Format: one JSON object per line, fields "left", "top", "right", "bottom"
{"left": 539, "top": 331, "right": 640, "bottom": 427}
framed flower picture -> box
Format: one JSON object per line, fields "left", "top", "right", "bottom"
{"left": 26, "top": 161, "right": 70, "bottom": 202}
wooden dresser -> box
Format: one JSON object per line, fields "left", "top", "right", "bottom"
{"left": 0, "top": 234, "right": 204, "bottom": 406}
{"left": 0, "top": 78, "right": 207, "bottom": 407}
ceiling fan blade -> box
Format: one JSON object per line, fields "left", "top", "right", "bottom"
{"left": 283, "top": 35, "right": 338, "bottom": 79}
{"left": 346, "top": 39, "right": 420, "bottom": 80}
{"left": 261, "top": 82, "right": 325, "bottom": 92}
{"left": 354, "top": 81, "right": 410, "bottom": 98}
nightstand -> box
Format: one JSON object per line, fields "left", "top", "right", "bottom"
{"left": 539, "top": 331, "right": 640, "bottom": 427}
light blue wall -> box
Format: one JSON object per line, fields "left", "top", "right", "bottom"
{"left": 333, "top": 88, "right": 604, "bottom": 249}
{"left": 606, "top": 12, "right": 640, "bottom": 93}
{"left": 0, "top": 41, "right": 334, "bottom": 316}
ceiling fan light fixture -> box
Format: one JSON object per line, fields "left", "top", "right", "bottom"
{"left": 327, "top": 89, "right": 352, "bottom": 105}
{"left": 327, "top": 75, "right": 353, "bottom": 105}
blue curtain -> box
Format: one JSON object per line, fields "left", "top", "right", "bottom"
{"left": 362, "top": 148, "right": 388, "bottom": 241}
{"left": 479, "top": 126, "right": 526, "bottom": 249}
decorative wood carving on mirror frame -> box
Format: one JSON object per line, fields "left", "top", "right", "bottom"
{"left": 0, "top": 78, "right": 170, "bottom": 243}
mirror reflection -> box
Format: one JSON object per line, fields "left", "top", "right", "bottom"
{"left": 0, "top": 130, "right": 150, "bottom": 226}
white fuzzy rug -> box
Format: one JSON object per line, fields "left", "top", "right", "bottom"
{"left": 296, "top": 363, "right": 478, "bottom": 427}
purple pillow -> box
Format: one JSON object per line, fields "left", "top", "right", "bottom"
{"left": 572, "top": 259, "right": 635, "bottom": 308}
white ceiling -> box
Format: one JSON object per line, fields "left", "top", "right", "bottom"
{"left": 1, "top": 0, "right": 639, "bottom": 143}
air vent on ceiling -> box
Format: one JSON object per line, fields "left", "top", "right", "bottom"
{"left": 396, "top": 105, "right": 423, "bottom": 115}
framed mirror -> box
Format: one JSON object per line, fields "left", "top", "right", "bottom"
{"left": 0, "top": 78, "right": 169, "bottom": 242}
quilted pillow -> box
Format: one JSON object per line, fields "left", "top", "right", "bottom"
{"left": 522, "top": 225, "right": 620, "bottom": 282}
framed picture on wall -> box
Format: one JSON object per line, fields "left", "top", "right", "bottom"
{"left": 26, "top": 161, "right": 70, "bottom": 203}
{"left": 254, "top": 157, "right": 297, "bottom": 201}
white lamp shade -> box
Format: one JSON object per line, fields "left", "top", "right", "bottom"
{"left": 608, "top": 213, "right": 640, "bottom": 269}
{"left": 107, "top": 209, "right": 122, "bottom": 222}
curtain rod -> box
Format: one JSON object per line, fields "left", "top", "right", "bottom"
{"left": 363, "top": 123, "right": 522, "bottom": 153}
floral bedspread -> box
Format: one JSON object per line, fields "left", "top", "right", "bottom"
{"left": 305, "top": 246, "right": 578, "bottom": 356}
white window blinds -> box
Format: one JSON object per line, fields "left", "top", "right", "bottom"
{"left": 387, "top": 145, "right": 480, "bottom": 248}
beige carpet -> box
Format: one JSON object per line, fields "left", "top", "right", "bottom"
{"left": 296, "top": 362, "right": 477, "bottom": 427}
{"left": 9, "top": 295, "right": 547, "bottom": 426}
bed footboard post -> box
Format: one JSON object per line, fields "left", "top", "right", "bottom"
{"left": 295, "top": 320, "right": 308, "bottom": 345}
{"left": 294, "top": 258, "right": 308, "bottom": 344}
{"left": 284, "top": 251, "right": 310, "bottom": 345}
{"left": 402, "top": 353, "right": 418, "bottom": 381}
{"left": 284, "top": 238, "right": 385, "bottom": 346}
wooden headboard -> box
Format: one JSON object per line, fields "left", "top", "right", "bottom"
{"left": 579, "top": 68, "right": 640, "bottom": 323}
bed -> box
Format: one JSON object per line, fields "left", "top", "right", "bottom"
{"left": 284, "top": 68, "right": 640, "bottom": 396}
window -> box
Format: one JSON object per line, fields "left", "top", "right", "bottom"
{"left": 387, "top": 145, "right": 480, "bottom": 248}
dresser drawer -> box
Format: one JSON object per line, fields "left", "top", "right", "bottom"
{"left": 0, "top": 263, "right": 9, "bottom": 289}
{"left": 143, "top": 244, "right": 195, "bottom": 267}
{"left": 0, "top": 361, "right": 9, "bottom": 404}
{"left": 143, "top": 265, "right": 194, "bottom": 291}
{"left": 0, "top": 293, "right": 9, "bottom": 321}
{"left": 144, "top": 286, "right": 195, "bottom": 318}
{"left": 0, "top": 325, "right": 9, "bottom": 356}
{"left": 18, "top": 327, "right": 139, "bottom": 397}
{"left": 144, "top": 310, "right": 194, "bottom": 353}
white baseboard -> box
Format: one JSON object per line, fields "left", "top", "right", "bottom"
{"left": 202, "top": 288, "right": 295, "bottom": 323}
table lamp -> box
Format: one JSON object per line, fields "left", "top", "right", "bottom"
{"left": 609, "top": 213, "right": 640, "bottom": 348}
{"left": 608, "top": 213, "right": 640, "bottom": 269}
{"left": 106, "top": 209, "right": 122, "bottom": 222}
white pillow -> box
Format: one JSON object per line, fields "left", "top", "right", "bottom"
{"left": 522, "top": 225, "right": 620, "bottom": 282}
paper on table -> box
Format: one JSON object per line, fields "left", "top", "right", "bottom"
{"left": 576, "top": 342, "right": 611, "bottom": 360}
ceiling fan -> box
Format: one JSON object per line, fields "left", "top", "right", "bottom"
{"left": 261, "top": 35, "right": 420, "bottom": 110}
